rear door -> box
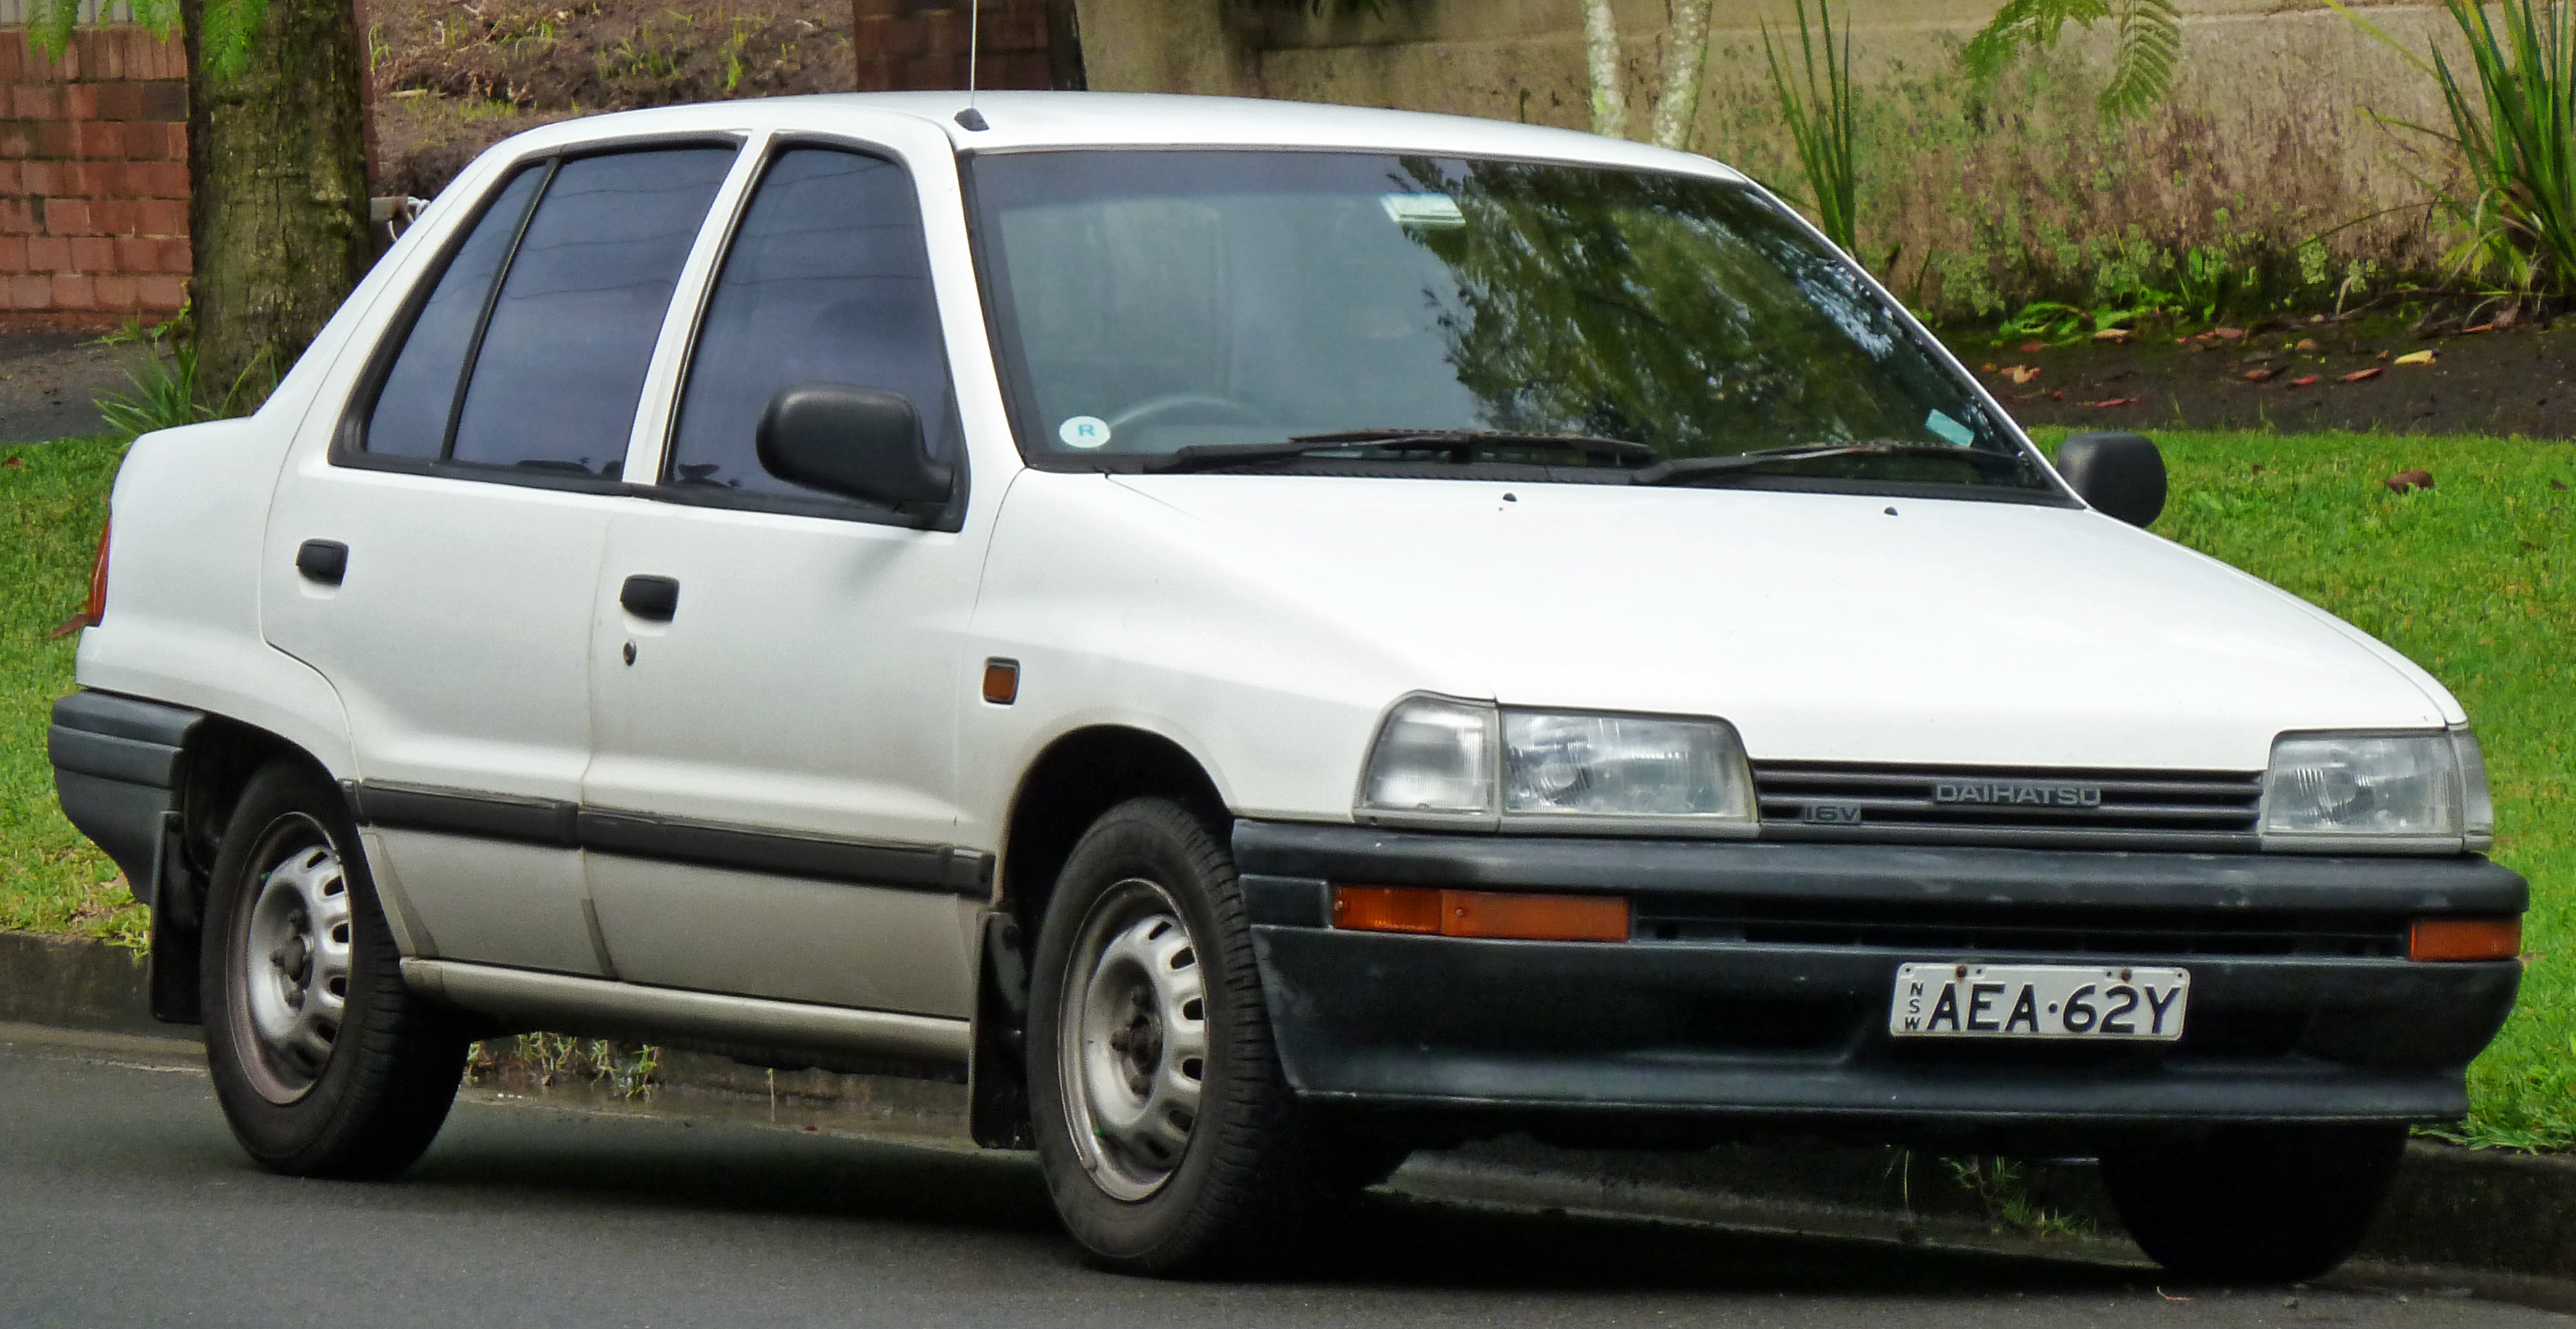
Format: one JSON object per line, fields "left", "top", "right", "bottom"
{"left": 261, "top": 139, "right": 742, "bottom": 974}
{"left": 578, "top": 125, "right": 992, "bottom": 1019}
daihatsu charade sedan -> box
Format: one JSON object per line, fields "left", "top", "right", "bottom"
{"left": 50, "top": 92, "right": 2524, "bottom": 1281}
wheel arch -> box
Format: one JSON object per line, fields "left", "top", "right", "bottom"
{"left": 972, "top": 723, "right": 1229, "bottom": 1148}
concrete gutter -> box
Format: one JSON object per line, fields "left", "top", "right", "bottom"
{"left": 7, "top": 929, "right": 2569, "bottom": 1307}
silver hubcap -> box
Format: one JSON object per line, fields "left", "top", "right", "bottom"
{"left": 235, "top": 822, "right": 353, "bottom": 1102}
{"left": 1059, "top": 879, "right": 1208, "bottom": 1201}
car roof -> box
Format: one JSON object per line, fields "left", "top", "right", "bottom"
{"left": 499, "top": 91, "right": 1748, "bottom": 182}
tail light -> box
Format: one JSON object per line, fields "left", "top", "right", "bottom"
{"left": 70, "top": 518, "right": 109, "bottom": 632}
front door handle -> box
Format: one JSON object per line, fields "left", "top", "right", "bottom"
{"left": 620, "top": 574, "right": 680, "bottom": 621}
{"left": 295, "top": 539, "right": 348, "bottom": 586}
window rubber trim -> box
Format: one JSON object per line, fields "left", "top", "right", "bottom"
{"left": 331, "top": 132, "right": 749, "bottom": 491}
{"left": 644, "top": 132, "right": 972, "bottom": 534}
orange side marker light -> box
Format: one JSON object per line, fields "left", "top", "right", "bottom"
{"left": 2409, "top": 916, "right": 2522, "bottom": 962}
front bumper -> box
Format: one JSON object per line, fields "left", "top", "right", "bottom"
{"left": 1237, "top": 821, "right": 2525, "bottom": 1127}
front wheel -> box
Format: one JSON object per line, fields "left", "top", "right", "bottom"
{"left": 201, "top": 762, "right": 470, "bottom": 1178}
{"left": 2100, "top": 1123, "right": 2407, "bottom": 1283}
{"left": 1025, "top": 797, "right": 1333, "bottom": 1276}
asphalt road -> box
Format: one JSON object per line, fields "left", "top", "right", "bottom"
{"left": 1, "top": 1034, "right": 2562, "bottom": 1329}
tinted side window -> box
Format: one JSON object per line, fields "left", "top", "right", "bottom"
{"left": 448, "top": 148, "right": 738, "bottom": 476}
{"left": 363, "top": 166, "right": 544, "bottom": 459}
{"left": 668, "top": 148, "right": 955, "bottom": 499}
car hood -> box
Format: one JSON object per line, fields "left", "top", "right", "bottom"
{"left": 1106, "top": 473, "right": 2455, "bottom": 772}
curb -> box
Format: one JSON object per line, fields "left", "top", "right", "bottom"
{"left": 7, "top": 929, "right": 2571, "bottom": 1303}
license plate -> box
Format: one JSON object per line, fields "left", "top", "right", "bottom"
{"left": 1889, "top": 963, "right": 2189, "bottom": 1040}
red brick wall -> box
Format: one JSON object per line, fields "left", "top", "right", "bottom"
{"left": 0, "top": 28, "right": 188, "bottom": 327}
{"left": 853, "top": 0, "right": 1066, "bottom": 93}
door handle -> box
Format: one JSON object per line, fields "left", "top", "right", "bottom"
{"left": 295, "top": 539, "right": 348, "bottom": 586}
{"left": 620, "top": 574, "right": 680, "bottom": 621}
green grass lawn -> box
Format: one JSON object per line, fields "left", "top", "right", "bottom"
{"left": 2, "top": 427, "right": 2569, "bottom": 1144}
{"left": 1, "top": 435, "right": 140, "bottom": 948}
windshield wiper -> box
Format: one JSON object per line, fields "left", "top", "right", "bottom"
{"left": 1145, "top": 429, "right": 1659, "bottom": 474}
{"left": 1634, "top": 442, "right": 2029, "bottom": 487}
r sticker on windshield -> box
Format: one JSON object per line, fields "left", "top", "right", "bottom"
{"left": 1381, "top": 193, "right": 1466, "bottom": 231}
{"left": 1924, "top": 410, "right": 1976, "bottom": 447}
{"left": 1059, "top": 415, "right": 1112, "bottom": 449}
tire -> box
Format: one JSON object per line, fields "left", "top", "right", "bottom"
{"left": 200, "top": 761, "right": 470, "bottom": 1178}
{"left": 2100, "top": 1123, "right": 2408, "bottom": 1283}
{"left": 1024, "top": 796, "right": 1337, "bottom": 1276}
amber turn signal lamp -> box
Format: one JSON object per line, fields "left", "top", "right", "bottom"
{"left": 1332, "top": 885, "right": 1629, "bottom": 943}
{"left": 2409, "top": 916, "right": 2522, "bottom": 962}
{"left": 981, "top": 658, "right": 1019, "bottom": 705}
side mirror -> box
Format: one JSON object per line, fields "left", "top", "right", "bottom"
{"left": 756, "top": 383, "right": 954, "bottom": 507}
{"left": 2056, "top": 431, "right": 2166, "bottom": 528}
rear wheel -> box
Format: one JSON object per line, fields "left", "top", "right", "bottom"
{"left": 2101, "top": 1123, "right": 2407, "bottom": 1283}
{"left": 201, "top": 762, "right": 469, "bottom": 1178}
{"left": 1026, "top": 797, "right": 1341, "bottom": 1276}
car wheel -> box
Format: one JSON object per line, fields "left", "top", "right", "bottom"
{"left": 1026, "top": 796, "right": 1332, "bottom": 1276}
{"left": 2100, "top": 1123, "right": 2408, "bottom": 1283}
{"left": 201, "top": 761, "right": 470, "bottom": 1178}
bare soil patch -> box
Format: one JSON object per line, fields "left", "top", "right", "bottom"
{"left": 1968, "top": 312, "right": 2576, "bottom": 442}
{"left": 369, "top": 0, "right": 855, "bottom": 199}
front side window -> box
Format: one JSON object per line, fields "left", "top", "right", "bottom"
{"left": 969, "top": 151, "right": 2050, "bottom": 499}
{"left": 668, "top": 145, "right": 956, "bottom": 503}
{"left": 358, "top": 145, "right": 738, "bottom": 478}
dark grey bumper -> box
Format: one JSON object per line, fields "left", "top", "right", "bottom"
{"left": 48, "top": 689, "right": 205, "bottom": 907}
{"left": 1236, "top": 820, "right": 2525, "bottom": 1126}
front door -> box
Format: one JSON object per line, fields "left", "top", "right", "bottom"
{"left": 580, "top": 138, "right": 990, "bottom": 1019}
{"left": 262, "top": 142, "right": 740, "bottom": 974}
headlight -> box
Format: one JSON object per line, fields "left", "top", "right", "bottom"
{"left": 2260, "top": 728, "right": 2492, "bottom": 852}
{"left": 1357, "top": 695, "right": 1756, "bottom": 835}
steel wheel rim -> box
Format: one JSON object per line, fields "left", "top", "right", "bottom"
{"left": 230, "top": 813, "right": 353, "bottom": 1105}
{"left": 1057, "top": 877, "right": 1208, "bottom": 1202}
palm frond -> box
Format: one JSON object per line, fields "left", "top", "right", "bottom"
{"left": 2099, "top": 0, "right": 2182, "bottom": 119}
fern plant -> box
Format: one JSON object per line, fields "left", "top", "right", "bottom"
{"left": 1963, "top": 0, "right": 2181, "bottom": 121}
{"left": 21, "top": 0, "right": 182, "bottom": 62}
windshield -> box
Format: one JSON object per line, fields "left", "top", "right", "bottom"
{"left": 967, "top": 150, "right": 2051, "bottom": 497}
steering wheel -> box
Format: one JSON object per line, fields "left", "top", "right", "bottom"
{"left": 1106, "top": 392, "right": 1276, "bottom": 434}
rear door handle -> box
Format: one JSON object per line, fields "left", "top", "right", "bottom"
{"left": 295, "top": 539, "right": 348, "bottom": 586}
{"left": 620, "top": 574, "right": 680, "bottom": 621}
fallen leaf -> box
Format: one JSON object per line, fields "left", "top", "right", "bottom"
{"left": 49, "top": 613, "right": 88, "bottom": 639}
{"left": 2243, "top": 368, "right": 2276, "bottom": 382}
{"left": 1, "top": 456, "right": 21, "bottom": 468}
{"left": 2251, "top": 463, "right": 2265, "bottom": 473}
{"left": 2296, "top": 338, "right": 2319, "bottom": 352}
{"left": 2394, "top": 349, "right": 2436, "bottom": 366}
{"left": 2050, "top": 390, "right": 2064, "bottom": 400}
{"left": 2340, "top": 367, "right": 2383, "bottom": 383}
{"left": 2462, "top": 322, "right": 2496, "bottom": 334}
{"left": 2310, "top": 313, "right": 2327, "bottom": 324}
{"left": 2018, "top": 341, "right": 2045, "bottom": 353}
{"left": 2522, "top": 540, "right": 2541, "bottom": 551}
{"left": 2214, "top": 326, "right": 2246, "bottom": 340}
{"left": 2289, "top": 374, "right": 2322, "bottom": 388}
{"left": 2092, "top": 327, "right": 2133, "bottom": 343}
{"left": 2375, "top": 349, "right": 2390, "bottom": 359}
{"left": 2192, "top": 332, "right": 2215, "bottom": 342}
{"left": 2173, "top": 337, "right": 2189, "bottom": 345}
{"left": 1982, "top": 363, "right": 1997, "bottom": 372}
{"left": 2552, "top": 478, "right": 2569, "bottom": 490}
{"left": 2385, "top": 469, "right": 2435, "bottom": 493}
{"left": 2003, "top": 364, "right": 2042, "bottom": 384}
{"left": 2084, "top": 397, "right": 2141, "bottom": 408}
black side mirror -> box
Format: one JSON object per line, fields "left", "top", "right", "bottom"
{"left": 757, "top": 383, "right": 954, "bottom": 507}
{"left": 2056, "top": 431, "right": 2166, "bottom": 528}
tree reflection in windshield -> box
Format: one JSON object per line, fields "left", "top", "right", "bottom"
{"left": 970, "top": 149, "right": 2029, "bottom": 490}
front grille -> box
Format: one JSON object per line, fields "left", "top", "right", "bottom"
{"left": 1633, "top": 896, "right": 2407, "bottom": 958}
{"left": 1754, "top": 760, "right": 2264, "bottom": 851}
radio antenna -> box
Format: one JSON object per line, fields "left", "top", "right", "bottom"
{"left": 967, "top": 0, "right": 981, "bottom": 101}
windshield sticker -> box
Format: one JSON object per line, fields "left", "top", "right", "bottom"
{"left": 1381, "top": 193, "right": 1466, "bottom": 231}
{"left": 1923, "top": 410, "right": 1976, "bottom": 447}
{"left": 1059, "top": 415, "right": 1112, "bottom": 449}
